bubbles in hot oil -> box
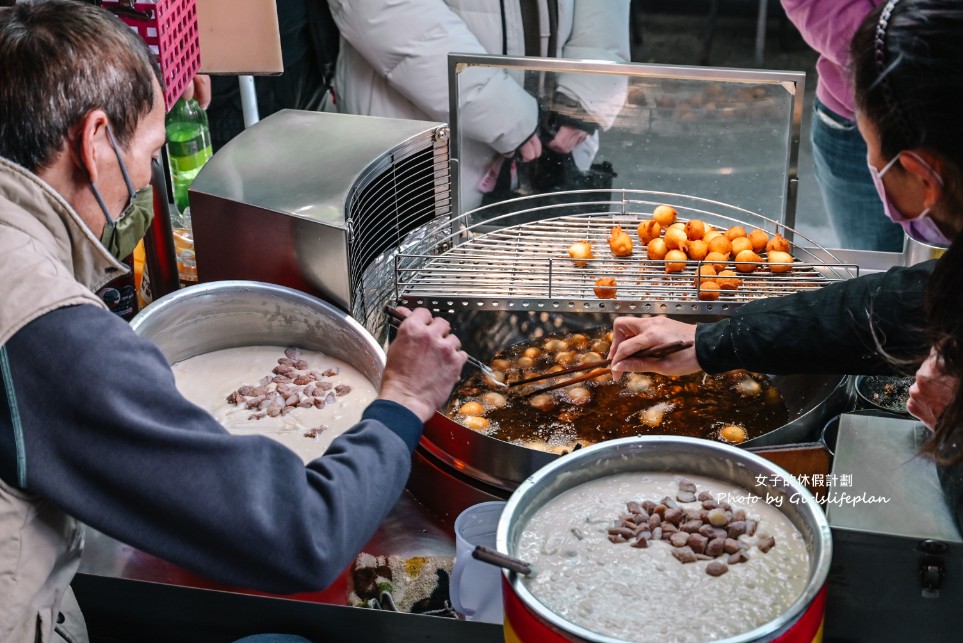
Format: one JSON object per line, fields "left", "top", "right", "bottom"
{"left": 448, "top": 328, "right": 789, "bottom": 449}
{"left": 640, "top": 401, "right": 675, "bottom": 428}
{"left": 735, "top": 376, "right": 762, "bottom": 397}
{"left": 545, "top": 423, "right": 577, "bottom": 449}
{"left": 624, "top": 373, "right": 654, "bottom": 392}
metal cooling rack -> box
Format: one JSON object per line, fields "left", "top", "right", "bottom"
{"left": 394, "top": 190, "right": 858, "bottom": 315}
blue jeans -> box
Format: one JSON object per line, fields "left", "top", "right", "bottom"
{"left": 811, "top": 97, "right": 904, "bottom": 251}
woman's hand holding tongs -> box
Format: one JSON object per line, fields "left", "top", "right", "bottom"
{"left": 608, "top": 317, "right": 701, "bottom": 379}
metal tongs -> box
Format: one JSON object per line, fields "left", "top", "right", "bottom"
{"left": 509, "top": 340, "right": 694, "bottom": 396}
{"left": 383, "top": 305, "right": 508, "bottom": 388}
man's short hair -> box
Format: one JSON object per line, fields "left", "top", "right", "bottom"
{"left": 0, "top": 0, "right": 163, "bottom": 172}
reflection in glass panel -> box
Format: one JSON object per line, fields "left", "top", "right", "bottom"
{"left": 453, "top": 59, "right": 801, "bottom": 227}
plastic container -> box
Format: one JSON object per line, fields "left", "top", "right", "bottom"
{"left": 132, "top": 240, "right": 153, "bottom": 309}
{"left": 99, "top": 0, "right": 200, "bottom": 111}
{"left": 171, "top": 208, "right": 198, "bottom": 285}
{"left": 450, "top": 501, "right": 506, "bottom": 624}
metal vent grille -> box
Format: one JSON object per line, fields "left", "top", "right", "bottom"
{"left": 347, "top": 129, "right": 452, "bottom": 336}
{"left": 395, "top": 190, "right": 858, "bottom": 316}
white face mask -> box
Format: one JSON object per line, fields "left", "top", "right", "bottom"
{"left": 867, "top": 151, "right": 950, "bottom": 247}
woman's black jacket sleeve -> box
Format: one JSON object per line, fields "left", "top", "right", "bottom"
{"left": 695, "top": 260, "right": 936, "bottom": 375}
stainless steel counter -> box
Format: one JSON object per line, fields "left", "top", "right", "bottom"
{"left": 78, "top": 489, "right": 459, "bottom": 604}
{"left": 77, "top": 487, "right": 504, "bottom": 641}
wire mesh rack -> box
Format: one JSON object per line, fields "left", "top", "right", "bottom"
{"left": 395, "top": 189, "right": 858, "bottom": 316}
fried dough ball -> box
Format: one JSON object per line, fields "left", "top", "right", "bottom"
{"left": 555, "top": 350, "right": 577, "bottom": 365}
{"left": 569, "top": 334, "right": 590, "bottom": 349}
{"left": 705, "top": 251, "right": 730, "bottom": 272}
{"left": 766, "top": 233, "right": 791, "bottom": 254}
{"left": 579, "top": 351, "right": 604, "bottom": 364}
{"left": 730, "top": 236, "right": 753, "bottom": 256}
{"left": 591, "top": 339, "right": 611, "bottom": 354}
{"left": 664, "top": 249, "right": 688, "bottom": 273}
{"left": 486, "top": 371, "right": 506, "bottom": 386}
{"left": 715, "top": 270, "right": 743, "bottom": 289}
{"left": 702, "top": 230, "right": 722, "bottom": 244}
{"left": 664, "top": 227, "right": 689, "bottom": 251}
{"left": 698, "top": 281, "right": 721, "bottom": 301}
{"left": 748, "top": 229, "right": 770, "bottom": 253}
{"left": 530, "top": 394, "right": 556, "bottom": 412}
{"left": 564, "top": 386, "right": 592, "bottom": 405}
{"left": 523, "top": 347, "right": 542, "bottom": 359}
{"left": 480, "top": 391, "right": 508, "bottom": 409}
{"left": 707, "top": 235, "right": 733, "bottom": 256}
{"left": 719, "top": 424, "right": 748, "bottom": 444}
{"left": 736, "top": 377, "right": 762, "bottom": 396}
{"left": 491, "top": 358, "right": 512, "bottom": 371}
{"left": 625, "top": 373, "right": 653, "bottom": 391}
{"left": 594, "top": 277, "right": 617, "bottom": 299}
{"left": 767, "top": 250, "right": 794, "bottom": 273}
{"left": 462, "top": 416, "right": 491, "bottom": 431}
{"left": 667, "top": 222, "right": 686, "bottom": 232}
{"left": 543, "top": 339, "right": 567, "bottom": 352}
{"left": 695, "top": 264, "right": 717, "bottom": 285}
{"left": 687, "top": 239, "right": 709, "bottom": 261}
{"left": 459, "top": 401, "right": 486, "bottom": 416}
{"left": 725, "top": 226, "right": 748, "bottom": 241}
{"left": 647, "top": 237, "right": 669, "bottom": 260}
{"left": 608, "top": 225, "right": 633, "bottom": 257}
{"left": 637, "top": 219, "right": 662, "bottom": 245}
{"left": 684, "top": 219, "right": 706, "bottom": 240}
{"left": 642, "top": 402, "right": 672, "bottom": 427}
{"left": 734, "top": 249, "right": 763, "bottom": 273}
{"left": 653, "top": 204, "right": 678, "bottom": 227}
{"left": 569, "top": 240, "right": 594, "bottom": 267}
{"left": 516, "top": 356, "right": 536, "bottom": 369}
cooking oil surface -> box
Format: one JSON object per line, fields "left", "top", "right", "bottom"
{"left": 445, "top": 328, "right": 788, "bottom": 453}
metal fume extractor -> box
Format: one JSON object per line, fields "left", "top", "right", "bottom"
{"left": 188, "top": 110, "right": 451, "bottom": 334}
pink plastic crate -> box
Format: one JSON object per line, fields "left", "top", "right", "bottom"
{"left": 100, "top": 0, "right": 201, "bottom": 111}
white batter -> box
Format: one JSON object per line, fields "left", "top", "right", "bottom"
{"left": 517, "top": 472, "right": 810, "bottom": 642}
{"left": 172, "top": 346, "right": 377, "bottom": 463}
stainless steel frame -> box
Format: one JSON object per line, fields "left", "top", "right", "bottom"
{"left": 394, "top": 189, "right": 856, "bottom": 318}
{"left": 448, "top": 54, "right": 805, "bottom": 229}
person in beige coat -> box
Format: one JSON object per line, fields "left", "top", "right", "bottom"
{"left": 328, "top": 0, "right": 631, "bottom": 211}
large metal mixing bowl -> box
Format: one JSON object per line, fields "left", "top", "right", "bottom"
{"left": 130, "top": 280, "right": 385, "bottom": 385}
{"left": 422, "top": 310, "right": 852, "bottom": 492}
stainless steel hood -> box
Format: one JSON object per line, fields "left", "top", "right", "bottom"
{"left": 189, "top": 109, "right": 451, "bottom": 334}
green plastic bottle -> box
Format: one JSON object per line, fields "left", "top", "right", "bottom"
{"left": 165, "top": 98, "right": 212, "bottom": 214}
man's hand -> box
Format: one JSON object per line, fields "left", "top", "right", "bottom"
{"left": 546, "top": 124, "right": 588, "bottom": 154}
{"left": 378, "top": 307, "right": 467, "bottom": 423}
{"left": 607, "top": 316, "right": 701, "bottom": 379}
{"left": 182, "top": 74, "right": 211, "bottom": 110}
{"left": 908, "top": 347, "right": 959, "bottom": 431}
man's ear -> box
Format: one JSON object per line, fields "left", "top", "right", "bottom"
{"left": 901, "top": 149, "right": 945, "bottom": 211}
{"left": 75, "top": 109, "right": 110, "bottom": 184}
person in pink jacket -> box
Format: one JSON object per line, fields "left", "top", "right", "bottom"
{"left": 782, "top": 0, "right": 904, "bottom": 251}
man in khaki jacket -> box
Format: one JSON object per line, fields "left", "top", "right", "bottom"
{"left": 0, "top": 3, "right": 465, "bottom": 642}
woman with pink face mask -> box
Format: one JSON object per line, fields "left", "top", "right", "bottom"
{"left": 606, "top": 0, "right": 963, "bottom": 459}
